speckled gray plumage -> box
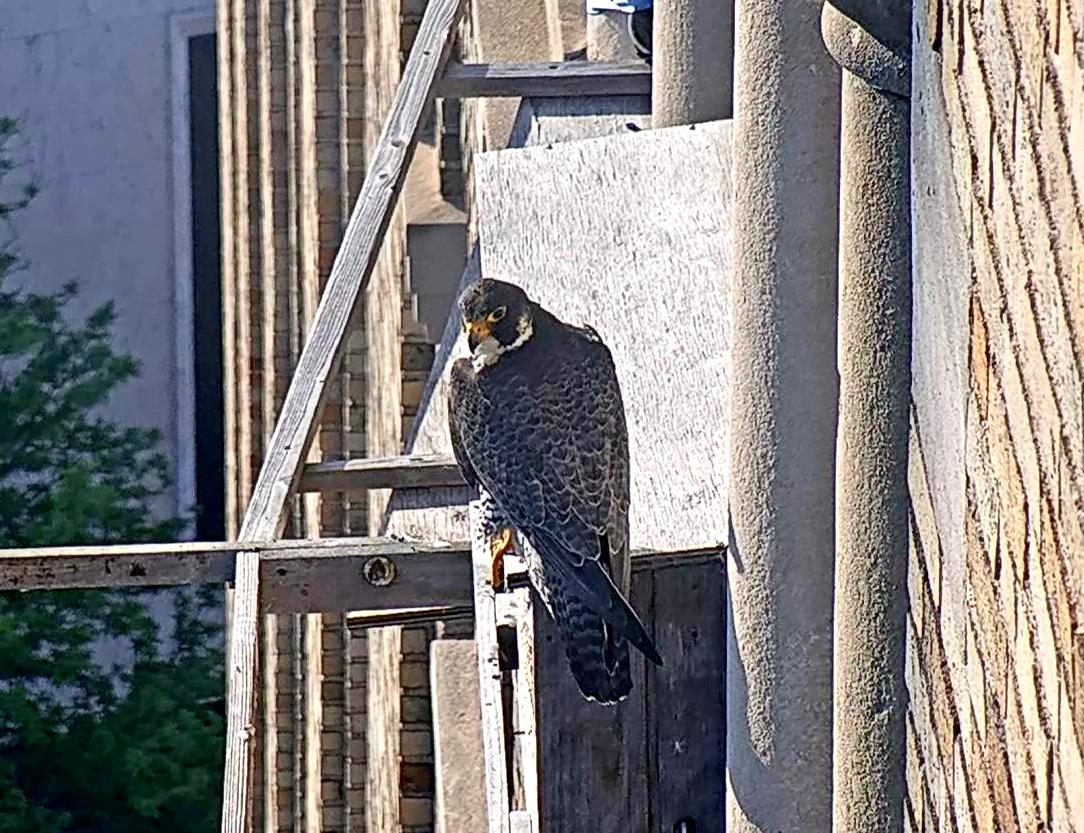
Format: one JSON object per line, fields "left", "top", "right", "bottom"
{"left": 448, "top": 283, "right": 661, "bottom": 703}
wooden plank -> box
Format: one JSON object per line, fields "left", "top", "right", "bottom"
{"left": 0, "top": 540, "right": 238, "bottom": 591}
{"left": 260, "top": 541, "right": 472, "bottom": 614}
{"left": 651, "top": 560, "right": 726, "bottom": 833}
{"left": 0, "top": 540, "right": 717, "bottom": 594}
{"left": 220, "top": 2, "right": 466, "bottom": 830}
{"left": 534, "top": 569, "right": 652, "bottom": 833}
{"left": 437, "top": 60, "right": 651, "bottom": 98}
{"left": 346, "top": 606, "right": 474, "bottom": 629}
{"left": 299, "top": 453, "right": 464, "bottom": 492}
{"left": 221, "top": 550, "right": 259, "bottom": 833}
{"left": 470, "top": 502, "right": 511, "bottom": 833}
{"left": 508, "top": 559, "right": 540, "bottom": 830}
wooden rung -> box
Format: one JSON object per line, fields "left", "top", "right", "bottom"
{"left": 299, "top": 453, "right": 465, "bottom": 492}
{"left": 437, "top": 60, "right": 652, "bottom": 99}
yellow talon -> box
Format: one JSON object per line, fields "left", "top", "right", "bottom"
{"left": 489, "top": 528, "right": 514, "bottom": 589}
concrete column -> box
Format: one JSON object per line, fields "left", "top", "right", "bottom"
{"left": 725, "top": 0, "right": 840, "bottom": 830}
{"left": 431, "top": 640, "right": 488, "bottom": 833}
{"left": 822, "top": 4, "right": 911, "bottom": 832}
{"left": 652, "top": 0, "right": 734, "bottom": 126}
{"left": 586, "top": 11, "right": 640, "bottom": 60}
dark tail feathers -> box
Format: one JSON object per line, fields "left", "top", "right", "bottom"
{"left": 554, "top": 591, "right": 633, "bottom": 704}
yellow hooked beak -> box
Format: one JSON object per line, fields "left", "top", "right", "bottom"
{"left": 467, "top": 319, "right": 492, "bottom": 340}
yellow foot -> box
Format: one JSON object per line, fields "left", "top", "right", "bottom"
{"left": 489, "top": 528, "right": 514, "bottom": 589}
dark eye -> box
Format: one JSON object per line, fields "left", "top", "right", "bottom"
{"left": 487, "top": 306, "right": 507, "bottom": 323}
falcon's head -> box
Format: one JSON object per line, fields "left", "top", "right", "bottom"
{"left": 459, "top": 279, "right": 534, "bottom": 368}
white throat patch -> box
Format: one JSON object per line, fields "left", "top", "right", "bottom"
{"left": 471, "top": 313, "right": 533, "bottom": 371}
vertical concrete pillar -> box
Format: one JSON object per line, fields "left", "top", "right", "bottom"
{"left": 431, "top": 640, "right": 487, "bottom": 832}
{"left": 725, "top": 0, "right": 840, "bottom": 830}
{"left": 652, "top": 0, "right": 734, "bottom": 126}
{"left": 586, "top": 10, "right": 640, "bottom": 60}
{"left": 821, "top": 4, "right": 911, "bottom": 831}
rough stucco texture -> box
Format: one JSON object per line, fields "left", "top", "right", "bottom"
{"left": 908, "top": 0, "right": 1084, "bottom": 829}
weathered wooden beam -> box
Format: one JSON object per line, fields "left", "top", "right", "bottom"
{"left": 221, "top": 550, "right": 258, "bottom": 833}
{"left": 0, "top": 538, "right": 473, "bottom": 612}
{"left": 219, "top": 0, "right": 466, "bottom": 830}
{"left": 299, "top": 453, "right": 465, "bottom": 493}
{"left": 260, "top": 540, "right": 471, "bottom": 614}
{"left": 437, "top": 60, "right": 651, "bottom": 98}
{"left": 469, "top": 503, "right": 512, "bottom": 833}
{"left": 0, "top": 540, "right": 238, "bottom": 591}
{"left": 0, "top": 539, "right": 719, "bottom": 594}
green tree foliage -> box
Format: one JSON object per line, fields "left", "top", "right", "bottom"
{"left": 0, "top": 116, "right": 224, "bottom": 833}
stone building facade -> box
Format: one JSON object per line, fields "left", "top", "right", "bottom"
{"left": 908, "top": 0, "right": 1084, "bottom": 828}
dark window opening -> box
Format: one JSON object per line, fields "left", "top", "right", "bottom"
{"left": 188, "top": 33, "right": 225, "bottom": 541}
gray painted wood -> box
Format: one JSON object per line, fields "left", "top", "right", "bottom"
{"left": 534, "top": 561, "right": 726, "bottom": 832}
{"left": 651, "top": 561, "right": 726, "bottom": 833}
{"left": 534, "top": 568, "right": 653, "bottom": 833}
{"left": 438, "top": 60, "right": 651, "bottom": 98}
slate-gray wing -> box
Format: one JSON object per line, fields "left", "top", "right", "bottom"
{"left": 447, "top": 323, "right": 660, "bottom": 704}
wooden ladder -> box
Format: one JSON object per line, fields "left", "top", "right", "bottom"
{"left": 216, "top": 0, "right": 650, "bottom": 829}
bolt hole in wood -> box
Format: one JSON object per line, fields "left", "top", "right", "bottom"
{"left": 362, "top": 556, "right": 396, "bottom": 586}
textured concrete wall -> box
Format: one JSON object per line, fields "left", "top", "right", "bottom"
{"left": 0, "top": 0, "right": 216, "bottom": 520}
{"left": 652, "top": 0, "right": 734, "bottom": 126}
{"left": 908, "top": 0, "right": 1084, "bottom": 829}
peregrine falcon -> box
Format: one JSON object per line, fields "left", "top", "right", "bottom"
{"left": 447, "top": 278, "right": 662, "bottom": 704}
